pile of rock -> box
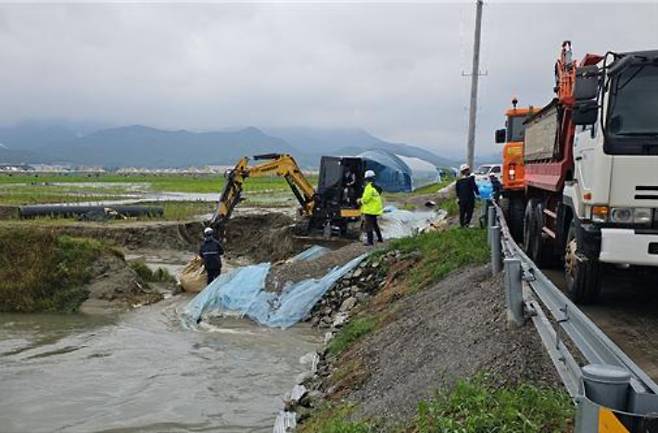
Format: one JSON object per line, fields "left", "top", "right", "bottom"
{"left": 307, "top": 250, "right": 399, "bottom": 329}
{"left": 279, "top": 249, "right": 405, "bottom": 428}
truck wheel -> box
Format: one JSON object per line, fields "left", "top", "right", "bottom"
{"left": 522, "top": 199, "right": 536, "bottom": 255}
{"left": 564, "top": 221, "right": 602, "bottom": 304}
{"left": 530, "top": 202, "right": 550, "bottom": 266}
{"left": 508, "top": 197, "right": 525, "bottom": 244}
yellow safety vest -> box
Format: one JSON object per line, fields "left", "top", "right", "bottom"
{"left": 360, "top": 182, "right": 383, "bottom": 216}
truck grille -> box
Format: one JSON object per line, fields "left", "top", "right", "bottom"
{"left": 635, "top": 186, "right": 658, "bottom": 200}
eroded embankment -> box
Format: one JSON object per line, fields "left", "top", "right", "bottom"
{"left": 0, "top": 212, "right": 308, "bottom": 313}
{"left": 0, "top": 228, "right": 164, "bottom": 313}
{"left": 223, "top": 213, "right": 307, "bottom": 263}
{"left": 0, "top": 220, "right": 204, "bottom": 251}
{"left": 288, "top": 227, "right": 573, "bottom": 432}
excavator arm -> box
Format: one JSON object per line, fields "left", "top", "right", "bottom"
{"left": 210, "top": 154, "right": 316, "bottom": 235}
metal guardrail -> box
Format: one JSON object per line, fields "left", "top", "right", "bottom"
{"left": 488, "top": 202, "right": 658, "bottom": 432}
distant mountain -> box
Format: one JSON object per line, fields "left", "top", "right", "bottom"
{"left": 44, "top": 125, "right": 314, "bottom": 168}
{"left": 0, "top": 121, "right": 79, "bottom": 151}
{"left": 0, "top": 148, "right": 40, "bottom": 164}
{"left": 265, "top": 127, "right": 457, "bottom": 168}
{"left": 0, "top": 122, "right": 455, "bottom": 169}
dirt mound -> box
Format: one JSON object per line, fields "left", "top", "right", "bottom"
{"left": 347, "top": 265, "right": 559, "bottom": 423}
{"left": 81, "top": 252, "right": 163, "bottom": 310}
{"left": 265, "top": 243, "right": 370, "bottom": 292}
{"left": 224, "top": 213, "right": 305, "bottom": 262}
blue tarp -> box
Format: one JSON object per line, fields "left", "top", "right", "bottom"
{"left": 288, "top": 245, "right": 330, "bottom": 263}
{"left": 181, "top": 255, "right": 366, "bottom": 329}
{"left": 476, "top": 179, "right": 493, "bottom": 200}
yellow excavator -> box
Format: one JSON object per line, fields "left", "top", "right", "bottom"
{"left": 209, "top": 153, "right": 365, "bottom": 237}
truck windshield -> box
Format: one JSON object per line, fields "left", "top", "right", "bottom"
{"left": 607, "top": 64, "right": 658, "bottom": 152}
{"left": 506, "top": 115, "right": 528, "bottom": 142}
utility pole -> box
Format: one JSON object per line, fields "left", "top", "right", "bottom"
{"left": 465, "top": 0, "right": 484, "bottom": 169}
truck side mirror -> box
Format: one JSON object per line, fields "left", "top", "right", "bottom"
{"left": 574, "top": 65, "right": 600, "bottom": 101}
{"left": 495, "top": 129, "right": 506, "bottom": 144}
{"left": 573, "top": 99, "right": 598, "bottom": 125}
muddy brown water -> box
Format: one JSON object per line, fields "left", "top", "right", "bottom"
{"left": 0, "top": 297, "right": 320, "bottom": 433}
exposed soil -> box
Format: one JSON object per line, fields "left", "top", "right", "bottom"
{"left": 79, "top": 252, "right": 164, "bottom": 312}
{"left": 223, "top": 213, "right": 307, "bottom": 263}
{"left": 0, "top": 212, "right": 302, "bottom": 262}
{"left": 265, "top": 243, "right": 371, "bottom": 292}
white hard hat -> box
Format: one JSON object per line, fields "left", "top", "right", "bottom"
{"left": 204, "top": 227, "right": 214, "bottom": 235}
{"left": 364, "top": 170, "right": 376, "bottom": 179}
{"left": 459, "top": 163, "right": 470, "bottom": 172}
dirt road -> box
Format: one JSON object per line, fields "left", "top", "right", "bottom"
{"left": 544, "top": 268, "right": 658, "bottom": 381}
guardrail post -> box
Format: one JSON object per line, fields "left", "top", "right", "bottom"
{"left": 491, "top": 225, "right": 502, "bottom": 275}
{"left": 503, "top": 257, "right": 524, "bottom": 327}
{"left": 581, "top": 364, "right": 631, "bottom": 411}
{"left": 487, "top": 204, "right": 495, "bottom": 246}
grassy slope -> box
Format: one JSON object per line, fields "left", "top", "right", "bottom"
{"left": 382, "top": 227, "right": 489, "bottom": 291}
{"left": 0, "top": 229, "right": 112, "bottom": 312}
{"left": 302, "top": 377, "right": 573, "bottom": 433}
{"left": 300, "top": 227, "right": 573, "bottom": 433}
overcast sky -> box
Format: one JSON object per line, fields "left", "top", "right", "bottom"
{"left": 1, "top": 1, "right": 657, "bottom": 158}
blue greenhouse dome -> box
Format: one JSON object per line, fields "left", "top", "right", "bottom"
{"left": 357, "top": 149, "right": 439, "bottom": 193}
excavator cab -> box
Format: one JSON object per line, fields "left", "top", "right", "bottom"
{"left": 314, "top": 156, "right": 365, "bottom": 235}
{"left": 317, "top": 157, "right": 364, "bottom": 207}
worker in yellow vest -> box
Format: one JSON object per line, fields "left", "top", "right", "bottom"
{"left": 359, "top": 170, "right": 384, "bottom": 246}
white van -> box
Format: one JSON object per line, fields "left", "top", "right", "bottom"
{"left": 474, "top": 163, "right": 502, "bottom": 182}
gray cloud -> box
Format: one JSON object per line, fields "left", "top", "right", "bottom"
{"left": 0, "top": 2, "right": 657, "bottom": 159}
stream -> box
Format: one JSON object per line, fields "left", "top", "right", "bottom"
{"left": 0, "top": 297, "right": 320, "bottom": 433}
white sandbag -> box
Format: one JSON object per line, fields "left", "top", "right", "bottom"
{"left": 178, "top": 256, "right": 207, "bottom": 293}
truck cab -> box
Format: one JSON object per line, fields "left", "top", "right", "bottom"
{"left": 566, "top": 50, "right": 658, "bottom": 276}
{"left": 495, "top": 99, "right": 537, "bottom": 241}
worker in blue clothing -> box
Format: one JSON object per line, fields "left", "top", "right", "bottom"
{"left": 199, "top": 227, "right": 224, "bottom": 285}
{"left": 489, "top": 173, "right": 502, "bottom": 203}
